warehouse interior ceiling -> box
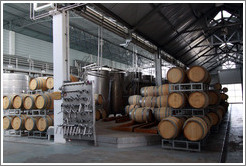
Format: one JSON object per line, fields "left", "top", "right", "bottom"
{"left": 3, "top": 3, "right": 243, "bottom": 71}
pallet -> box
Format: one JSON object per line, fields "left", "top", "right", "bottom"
{"left": 28, "top": 131, "right": 47, "bottom": 139}
{"left": 111, "top": 121, "right": 158, "bottom": 134}
{"left": 4, "top": 129, "right": 28, "bottom": 137}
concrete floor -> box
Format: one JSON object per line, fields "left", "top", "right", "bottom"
{"left": 3, "top": 104, "right": 243, "bottom": 163}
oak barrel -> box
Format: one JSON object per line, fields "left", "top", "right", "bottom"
{"left": 221, "top": 102, "right": 229, "bottom": 111}
{"left": 152, "top": 107, "right": 171, "bottom": 121}
{"left": 188, "top": 91, "right": 209, "bottom": 109}
{"left": 156, "top": 95, "right": 168, "bottom": 108}
{"left": 13, "top": 94, "right": 28, "bottom": 109}
{"left": 25, "top": 117, "right": 39, "bottom": 131}
{"left": 214, "top": 83, "right": 222, "bottom": 90}
{"left": 96, "top": 109, "right": 101, "bottom": 121}
{"left": 140, "top": 86, "right": 158, "bottom": 96}
{"left": 125, "top": 105, "right": 140, "bottom": 115}
{"left": 220, "top": 93, "right": 228, "bottom": 101}
{"left": 11, "top": 114, "right": 27, "bottom": 130}
{"left": 23, "top": 94, "right": 38, "bottom": 110}
{"left": 46, "top": 77, "right": 54, "bottom": 89}
{"left": 217, "top": 105, "right": 226, "bottom": 117}
{"left": 207, "top": 90, "right": 220, "bottom": 105}
{"left": 187, "top": 66, "right": 210, "bottom": 83}
{"left": 3, "top": 116, "right": 13, "bottom": 130}
{"left": 99, "top": 109, "right": 107, "bottom": 119}
{"left": 140, "top": 97, "right": 157, "bottom": 107}
{"left": 94, "top": 94, "right": 103, "bottom": 105}
{"left": 207, "top": 112, "right": 220, "bottom": 126}
{"left": 183, "top": 117, "right": 208, "bottom": 141}
{"left": 29, "top": 77, "right": 48, "bottom": 91}
{"left": 158, "top": 116, "right": 185, "bottom": 139}
{"left": 128, "top": 95, "right": 141, "bottom": 105}
{"left": 129, "top": 108, "right": 153, "bottom": 123}
{"left": 157, "top": 84, "right": 169, "bottom": 96}
{"left": 200, "top": 115, "right": 212, "bottom": 130}
{"left": 167, "top": 67, "right": 186, "bottom": 83}
{"left": 168, "top": 92, "right": 187, "bottom": 109}
{"left": 3, "top": 95, "right": 15, "bottom": 110}
{"left": 35, "top": 93, "right": 54, "bottom": 110}
{"left": 36, "top": 115, "right": 53, "bottom": 132}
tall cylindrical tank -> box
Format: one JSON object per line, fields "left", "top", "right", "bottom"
{"left": 85, "top": 70, "right": 110, "bottom": 115}
{"left": 3, "top": 73, "right": 29, "bottom": 95}
{"left": 110, "top": 72, "right": 124, "bottom": 115}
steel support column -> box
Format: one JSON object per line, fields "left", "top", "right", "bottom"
{"left": 53, "top": 11, "right": 70, "bottom": 143}
{"left": 8, "top": 30, "right": 15, "bottom": 55}
{"left": 155, "top": 49, "right": 162, "bottom": 86}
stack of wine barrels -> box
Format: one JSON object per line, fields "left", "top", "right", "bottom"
{"left": 94, "top": 94, "right": 107, "bottom": 121}
{"left": 157, "top": 66, "right": 230, "bottom": 142}
{"left": 125, "top": 84, "right": 171, "bottom": 123}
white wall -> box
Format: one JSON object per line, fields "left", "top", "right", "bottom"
{"left": 3, "top": 29, "right": 130, "bottom": 70}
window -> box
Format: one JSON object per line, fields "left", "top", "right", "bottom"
{"left": 222, "top": 60, "right": 236, "bottom": 69}
{"left": 222, "top": 84, "right": 243, "bottom": 103}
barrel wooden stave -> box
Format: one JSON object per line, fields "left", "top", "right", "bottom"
{"left": 214, "top": 83, "right": 222, "bottom": 90}
{"left": 94, "top": 94, "right": 104, "bottom": 105}
{"left": 188, "top": 91, "right": 209, "bottom": 109}
{"left": 3, "top": 95, "right": 16, "bottom": 110}
{"left": 183, "top": 117, "right": 208, "bottom": 141}
{"left": 140, "top": 86, "right": 158, "bottom": 97}
{"left": 24, "top": 94, "right": 39, "bottom": 110}
{"left": 140, "top": 97, "right": 157, "bottom": 107}
{"left": 3, "top": 116, "right": 13, "bottom": 130}
{"left": 125, "top": 105, "right": 139, "bottom": 115}
{"left": 187, "top": 66, "right": 210, "bottom": 83}
{"left": 158, "top": 116, "right": 185, "bottom": 139}
{"left": 96, "top": 110, "right": 101, "bottom": 121}
{"left": 207, "top": 90, "right": 220, "bottom": 105}
{"left": 29, "top": 77, "right": 48, "bottom": 91}
{"left": 207, "top": 112, "right": 219, "bottom": 126}
{"left": 128, "top": 95, "right": 141, "bottom": 105}
{"left": 13, "top": 94, "right": 28, "bottom": 109}
{"left": 35, "top": 93, "right": 54, "bottom": 110}
{"left": 157, "top": 84, "right": 169, "bottom": 96}
{"left": 168, "top": 92, "right": 187, "bottom": 109}
{"left": 11, "top": 114, "right": 27, "bottom": 130}
{"left": 220, "top": 93, "right": 228, "bottom": 101}
{"left": 36, "top": 115, "right": 53, "bottom": 132}
{"left": 153, "top": 107, "right": 171, "bottom": 121}
{"left": 130, "top": 108, "right": 153, "bottom": 123}
{"left": 156, "top": 95, "right": 168, "bottom": 108}
{"left": 46, "top": 77, "right": 54, "bottom": 89}
{"left": 167, "top": 67, "right": 186, "bottom": 83}
{"left": 25, "top": 116, "right": 39, "bottom": 131}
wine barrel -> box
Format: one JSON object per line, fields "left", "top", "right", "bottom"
{"left": 152, "top": 107, "right": 171, "bottom": 121}
{"left": 140, "top": 97, "right": 157, "bottom": 107}
{"left": 221, "top": 102, "right": 229, "bottom": 111}
{"left": 168, "top": 92, "right": 187, "bottom": 109}
{"left": 95, "top": 110, "right": 101, "bottom": 121}
{"left": 220, "top": 93, "right": 228, "bottom": 101}
{"left": 23, "top": 94, "right": 38, "bottom": 110}
{"left": 156, "top": 95, "right": 168, "bottom": 108}
{"left": 214, "top": 83, "right": 222, "bottom": 90}
{"left": 207, "top": 90, "right": 220, "bottom": 105}
{"left": 25, "top": 117, "right": 39, "bottom": 131}
{"left": 29, "top": 77, "right": 48, "bottom": 91}
{"left": 13, "top": 94, "right": 28, "bottom": 109}
{"left": 129, "top": 108, "right": 153, "bottom": 123}
{"left": 207, "top": 112, "right": 221, "bottom": 126}
{"left": 187, "top": 66, "right": 210, "bottom": 83}
{"left": 167, "top": 67, "right": 187, "bottom": 83}
{"left": 140, "top": 86, "right": 158, "bottom": 96}
{"left": 36, "top": 115, "right": 53, "bottom": 132}
{"left": 158, "top": 116, "right": 185, "bottom": 139}
{"left": 3, "top": 116, "right": 13, "bottom": 130}
{"left": 46, "top": 77, "right": 54, "bottom": 89}
{"left": 183, "top": 117, "right": 208, "bottom": 141}
{"left": 99, "top": 109, "right": 107, "bottom": 119}
{"left": 70, "top": 75, "right": 79, "bottom": 82}
{"left": 35, "top": 93, "right": 54, "bottom": 110}
{"left": 200, "top": 115, "right": 212, "bottom": 130}
{"left": 188, "top": 91, "right": 209, "bottom": 109}
{"left": 128, "top": 95, "right": 141, "bottom": 105}
{"left": 217, "top": 105, "right": 226, "bottom": 117}
{"left": 3, "top": 95, "right": 15, "bottom": 110}
{"left": 157, "top": 84, "right": 169, "bottom": 96}
{"left": 94, "top": 94, "right": 103, "bottom": 105}
{"left": 125, "top": 105, "right": 140, "bottom": 115}
{"left": 11, "top": 114, "right": 27, "bottom": 130}
{"left": 222, "top": 87, "right": 228, "bottom": 93}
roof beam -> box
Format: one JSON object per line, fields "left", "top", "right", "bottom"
{"left": 186, "top": 47, "right": 214, "bottom": 66}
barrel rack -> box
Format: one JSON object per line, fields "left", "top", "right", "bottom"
{"left": 161, "top": 83, "right": 223, "bottom": 152}
{"left": 3, "top": 108, "right": 52, "bottom": 139}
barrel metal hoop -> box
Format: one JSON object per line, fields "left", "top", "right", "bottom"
{"left": 134, "top": 108, "right": 137, "bottom": 121}
{"left": 142, "top": 108, "right": 145, "bottom": 121}
{"left": 167, "top": 117, "right": 178, "bottom": 138}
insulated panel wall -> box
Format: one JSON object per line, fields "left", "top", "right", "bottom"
{"left": 218, "top": 68, "right": 243, "bottom": 84}
{"left": 3, "top": 29, "right": 9, "bottom": 54}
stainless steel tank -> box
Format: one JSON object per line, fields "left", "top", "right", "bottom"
{"left": 3, "top": 73, "right": 29, "bottom": 95}
{"left": 85, "top": 70, "right": 110, "bottom": 114}
{"left": 110, "top": 72, "right": 124, "bottom": 115}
